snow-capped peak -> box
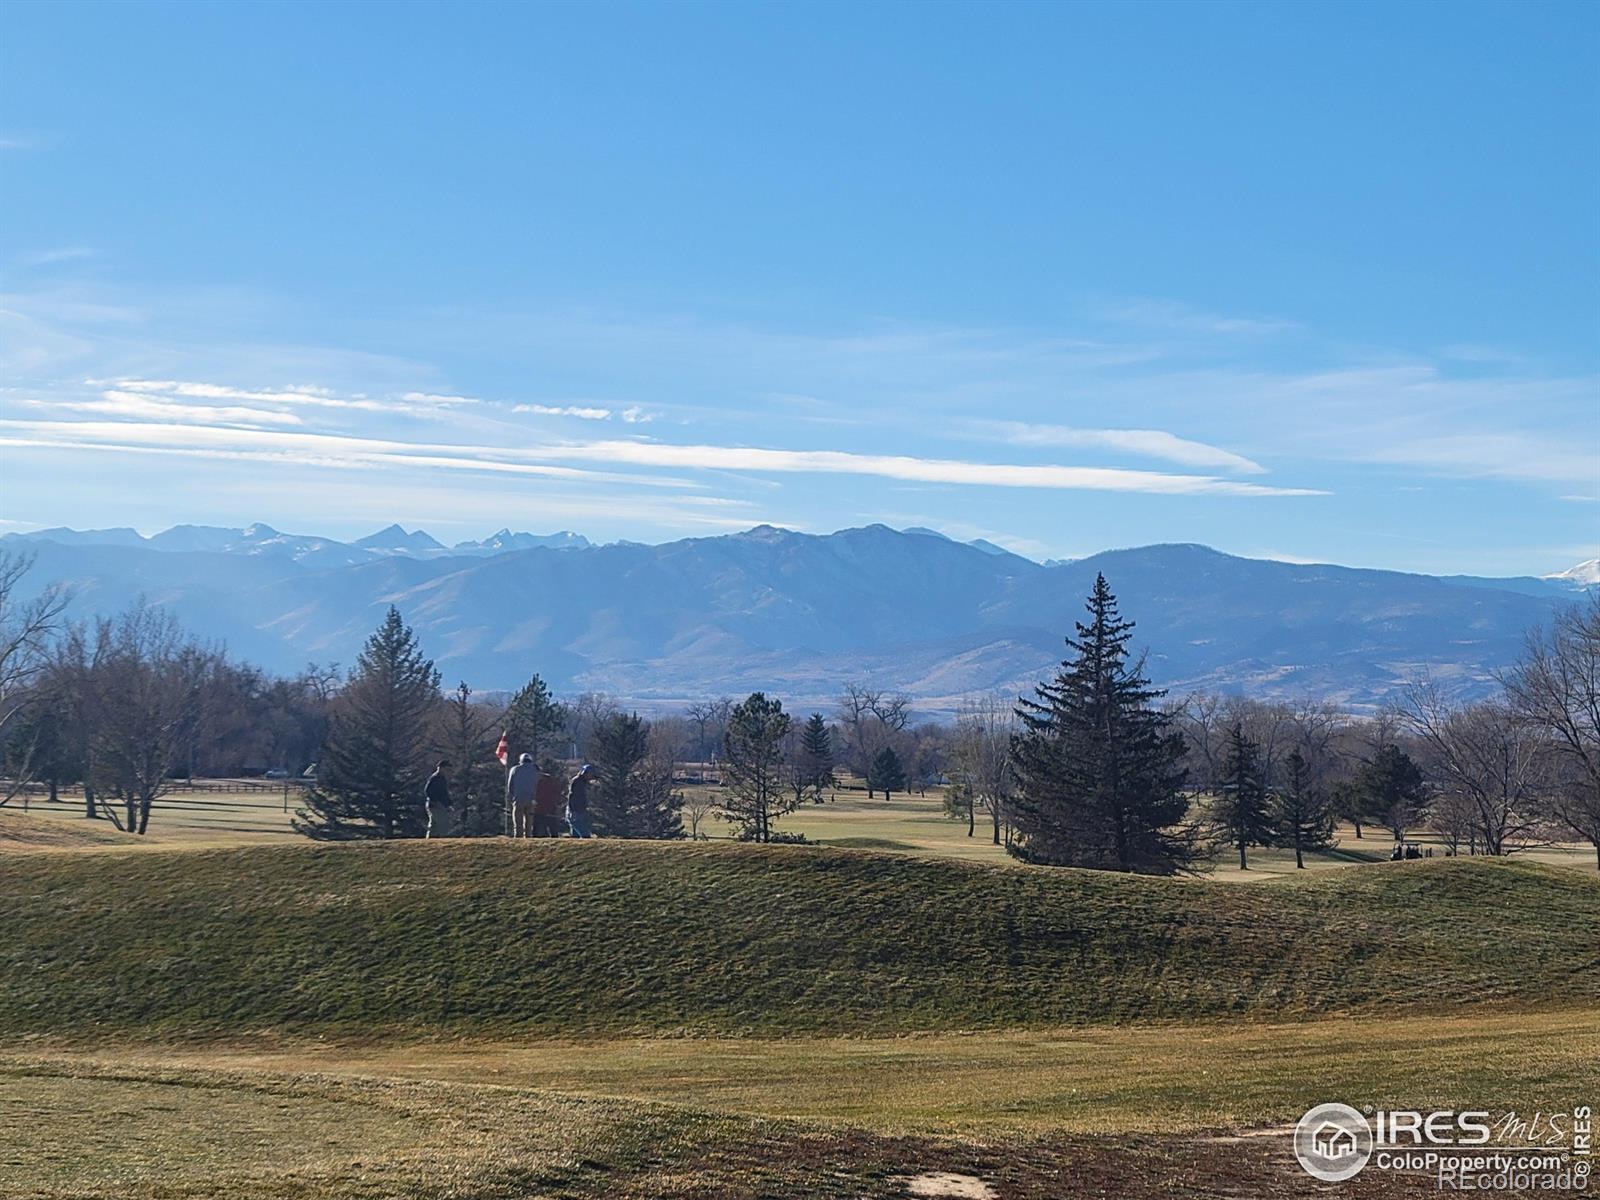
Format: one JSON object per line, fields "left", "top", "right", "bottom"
{"left": 1543, "top": 558, "right": 1600, "bottom": 586}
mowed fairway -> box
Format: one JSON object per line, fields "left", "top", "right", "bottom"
{"left": 9, "top": 784, "right": 1597, "bottom": 875}
{"left": 4, "top": 807, "right": 1598, "bottom": 1198}
{"left": 36, "top": 1008, "right": 1597, "bottom": 1136}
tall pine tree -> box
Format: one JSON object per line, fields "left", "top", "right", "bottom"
{"left": 720, "top": 692, "right": 792, "bottom": 842}
{"left": 295, "top": 607, "right": 440, "bottom": 839}
{"left": 1274, "top": 748, "right": 1335, "bottom": 868}
{"left": 787, "top": 712, "right": 837, "bottom": 805}
{"left": 1010, "top": 574, "right": 1200, "bottom": 873}
{"left": 868, "top": 745, "right": 907, "bottom": 800}
{"left": 589, "top": 711, "right": 684, "bottom": 839}
{"left": 1356, "top": 744, "right": 1429, "bottom": 842}
{"left": 1212, "top": 722, "right": 1273, "bottom": 869}
{"left": 504, "top": 673, "right": 568, "bottom": 764}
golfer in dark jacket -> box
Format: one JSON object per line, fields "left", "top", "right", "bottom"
{"left": 424, "top": 760, "right": 453, "bottom": 838}
{"left": 567, "top": 763, "right": 594, "bottom": 838}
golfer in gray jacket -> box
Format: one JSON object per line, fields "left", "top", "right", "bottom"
{"left": 506, "top": 752, "right": 538, "bottom": 838}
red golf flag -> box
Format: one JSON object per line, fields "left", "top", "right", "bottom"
{"left": 495, "top": 732, "right": 509, "bottom": 767}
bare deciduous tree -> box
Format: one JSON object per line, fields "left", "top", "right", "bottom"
{"left": 837, "top": 682, "right": 911, "bottom": 795}
{"left": 682, "top": 697, "right": 734, "bottom": 777}
{"left": 1173, "top": 691, "right": 1228, "bottom": 793}
{"left": 1399, "top": 681, "right": 1548, "bottom": 856}
{"left": 1504, "top": 595, "right": 1600, "bottom": 866}
{"left": 950, "top": 694, "right": 1016, "bottom": 845}
{"left": 0, "top": 551, "right": 70, "bottom": 804}
{"left": 85, "top": 605, "right": 217, "bottom": 834}
{"left": 681, "top": 787, "right": 717, "bottom": 840}
{"left": 565, "top": 691, "right": 618, "bottom": 759}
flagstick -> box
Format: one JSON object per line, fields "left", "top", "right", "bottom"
{"left": 497, "top": 731, "right": 511, "bottom": 838}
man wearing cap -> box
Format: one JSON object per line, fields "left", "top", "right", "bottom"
{"left": 567, "top": 762, "right": 594, "bottom": 838}
{"left": 506, "top": 752, "right": 538, "bottom": 838}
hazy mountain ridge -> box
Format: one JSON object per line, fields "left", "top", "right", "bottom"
{"left": 8, "top": 522, "right": 591, "bottom": 564}
{"left": 3, "top": 523, "right": 1592, "bottom": 711}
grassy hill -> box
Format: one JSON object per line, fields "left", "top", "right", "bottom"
{"left": 5, "top": 840, "right": 1596, "bottom": 1039}
{"left": 0, "top": 807, "right": 132, "bottom": 850}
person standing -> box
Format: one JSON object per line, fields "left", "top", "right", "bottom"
{"left": 533, "top": 761, "right": 566, "bottom": 838}
{"left": 424, "top": 760, "right": 453, "bottom": 838}
{"left": 506, "top": 752, "right": 538, "bottom": 838}
{"left": 567, "top": 763, "right": 594, "bottom": 838}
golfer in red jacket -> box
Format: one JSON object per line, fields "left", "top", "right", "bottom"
{"left": 533, "top": 763, "right": 566, "bottom": 838}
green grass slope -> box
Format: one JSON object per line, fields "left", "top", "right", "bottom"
{"left": 0, "top": 808, "right": 132, "bottom": 850}
{"left": 5, "top": 841, "right": 1596, "bottom": 1038}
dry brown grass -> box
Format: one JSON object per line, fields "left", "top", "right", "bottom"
{"left": 3, "top": 1054, "right": 1487, "bottom": 1199}
{"left": 33, "top": 1007, "right": 1599, "bottom": 1137}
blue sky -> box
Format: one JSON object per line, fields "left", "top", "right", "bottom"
{"left": 2, "top": 0, "right": 1595, "bottom": 574}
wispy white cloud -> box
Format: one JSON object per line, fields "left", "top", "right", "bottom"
{"left": 621, "top": 406, "right": 653, "bottom": 424}
{"left": 1359, "top": 432, "right": 1600, "bottom": 487}
{"left": 1095, "top": 296, "right": 1298, "bottom": 337}
{"left": 17, "top": 246, "right": 97, "bottom": 268}
{"left": 521, "top": 439, "right": 1317, "bottom": 496}
{"left": 109, "top": 378, "right": 381, "bottom": 409}
{"left": 398, "top": 391, "right": 483, "bottom": 407}
{"left": 0, "top": 420, "right": 699, "bottom": 489}
{"left": 103, "top": 378, "right": 477, "bottom": 417}
{"left": 50, "top": 390, "right": 304, "bottom": 427}
{"left": 980, "top": 421, "right": 1265, "bottom": 474}
{"left": 512, "top": 403, "right": 613, "bottom": 420}
{"left": 0, "top": 418, "right": 1326, "bottom": 497}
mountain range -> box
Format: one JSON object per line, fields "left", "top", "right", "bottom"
{"left": 4, "top": 522, "right": 1595, "bottom": 712}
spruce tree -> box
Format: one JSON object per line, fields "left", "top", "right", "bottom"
{"left": 589, "top": 711, "right": 684, "bottom": 839}
{"left": 1212, "top": 722, "right": 1273, "bottom": 869}
{"left": 868, "top": 745, "right": 907, "bottom": 800}
{"left": 1010, "top": 574, "right": 1200, "bottom": 873}
{"left": 788, "top": 712, "right": 837, "bottom": 805}
{"left": 1356, "top": 743, "right": 1428, "bottom": 842}
{"left": 504, "top": 673, "right": 568, "bottom": 764}
{"left": 720, "top": 692, "right": 792, "bottom": 842}
{"left": 1274, "top": 748, "right": 1335, "bottom": 868}
{"left": 295, "top": 607, "right": 441, "bottom": 839}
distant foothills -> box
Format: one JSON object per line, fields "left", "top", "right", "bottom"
{"left": 4, "top": 521, "right": 1597, "bottom": 712}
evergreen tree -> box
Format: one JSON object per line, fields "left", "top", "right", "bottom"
{"left": 1009, "top": 574, "right": 1201, "bottom": 873}
{"left": 504, "top": 673, "right": 568, "bottom": 764}
{"left": 1355, "top": 743, "right": 1428, "bottom": 841}
{"left": 1211, "top": 722, "right": 1273, "bottom": 869}
{"left": 943, "top": 777, "right": 977, "bottom": 835}
{"left": 1274, "top": 748, "right": 1335, "bottom": 868}
{"left": 628, "top": 756, "right": 686, "bottom": 840}
{"left": 589, "top": 711, "right": 684, "bottom": 838}
{"left": 295, "top": 607, "right": 440, "bottom": 839}
{"left": 868, "top": 745, "right": 907, "bottom": 800}
{"left": 787, "top": 712, "right": 837, "bottom": 805}
{"left": 1329, "top": 779, "right": 1366, "bottom": 839}
{"left": 720, "top": 692, "right": 792, "bottom": 842}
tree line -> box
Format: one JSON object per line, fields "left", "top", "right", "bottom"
{"left": 973, "top": 573, "right": 1600, "bottom": 873}
{"left": 3, "top": 547, "right": 1597, "bottom": 867}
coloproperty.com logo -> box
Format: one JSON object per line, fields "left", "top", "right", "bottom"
{"left": 1293, "top": 1103, "right": 1593, "bottom": 1191}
